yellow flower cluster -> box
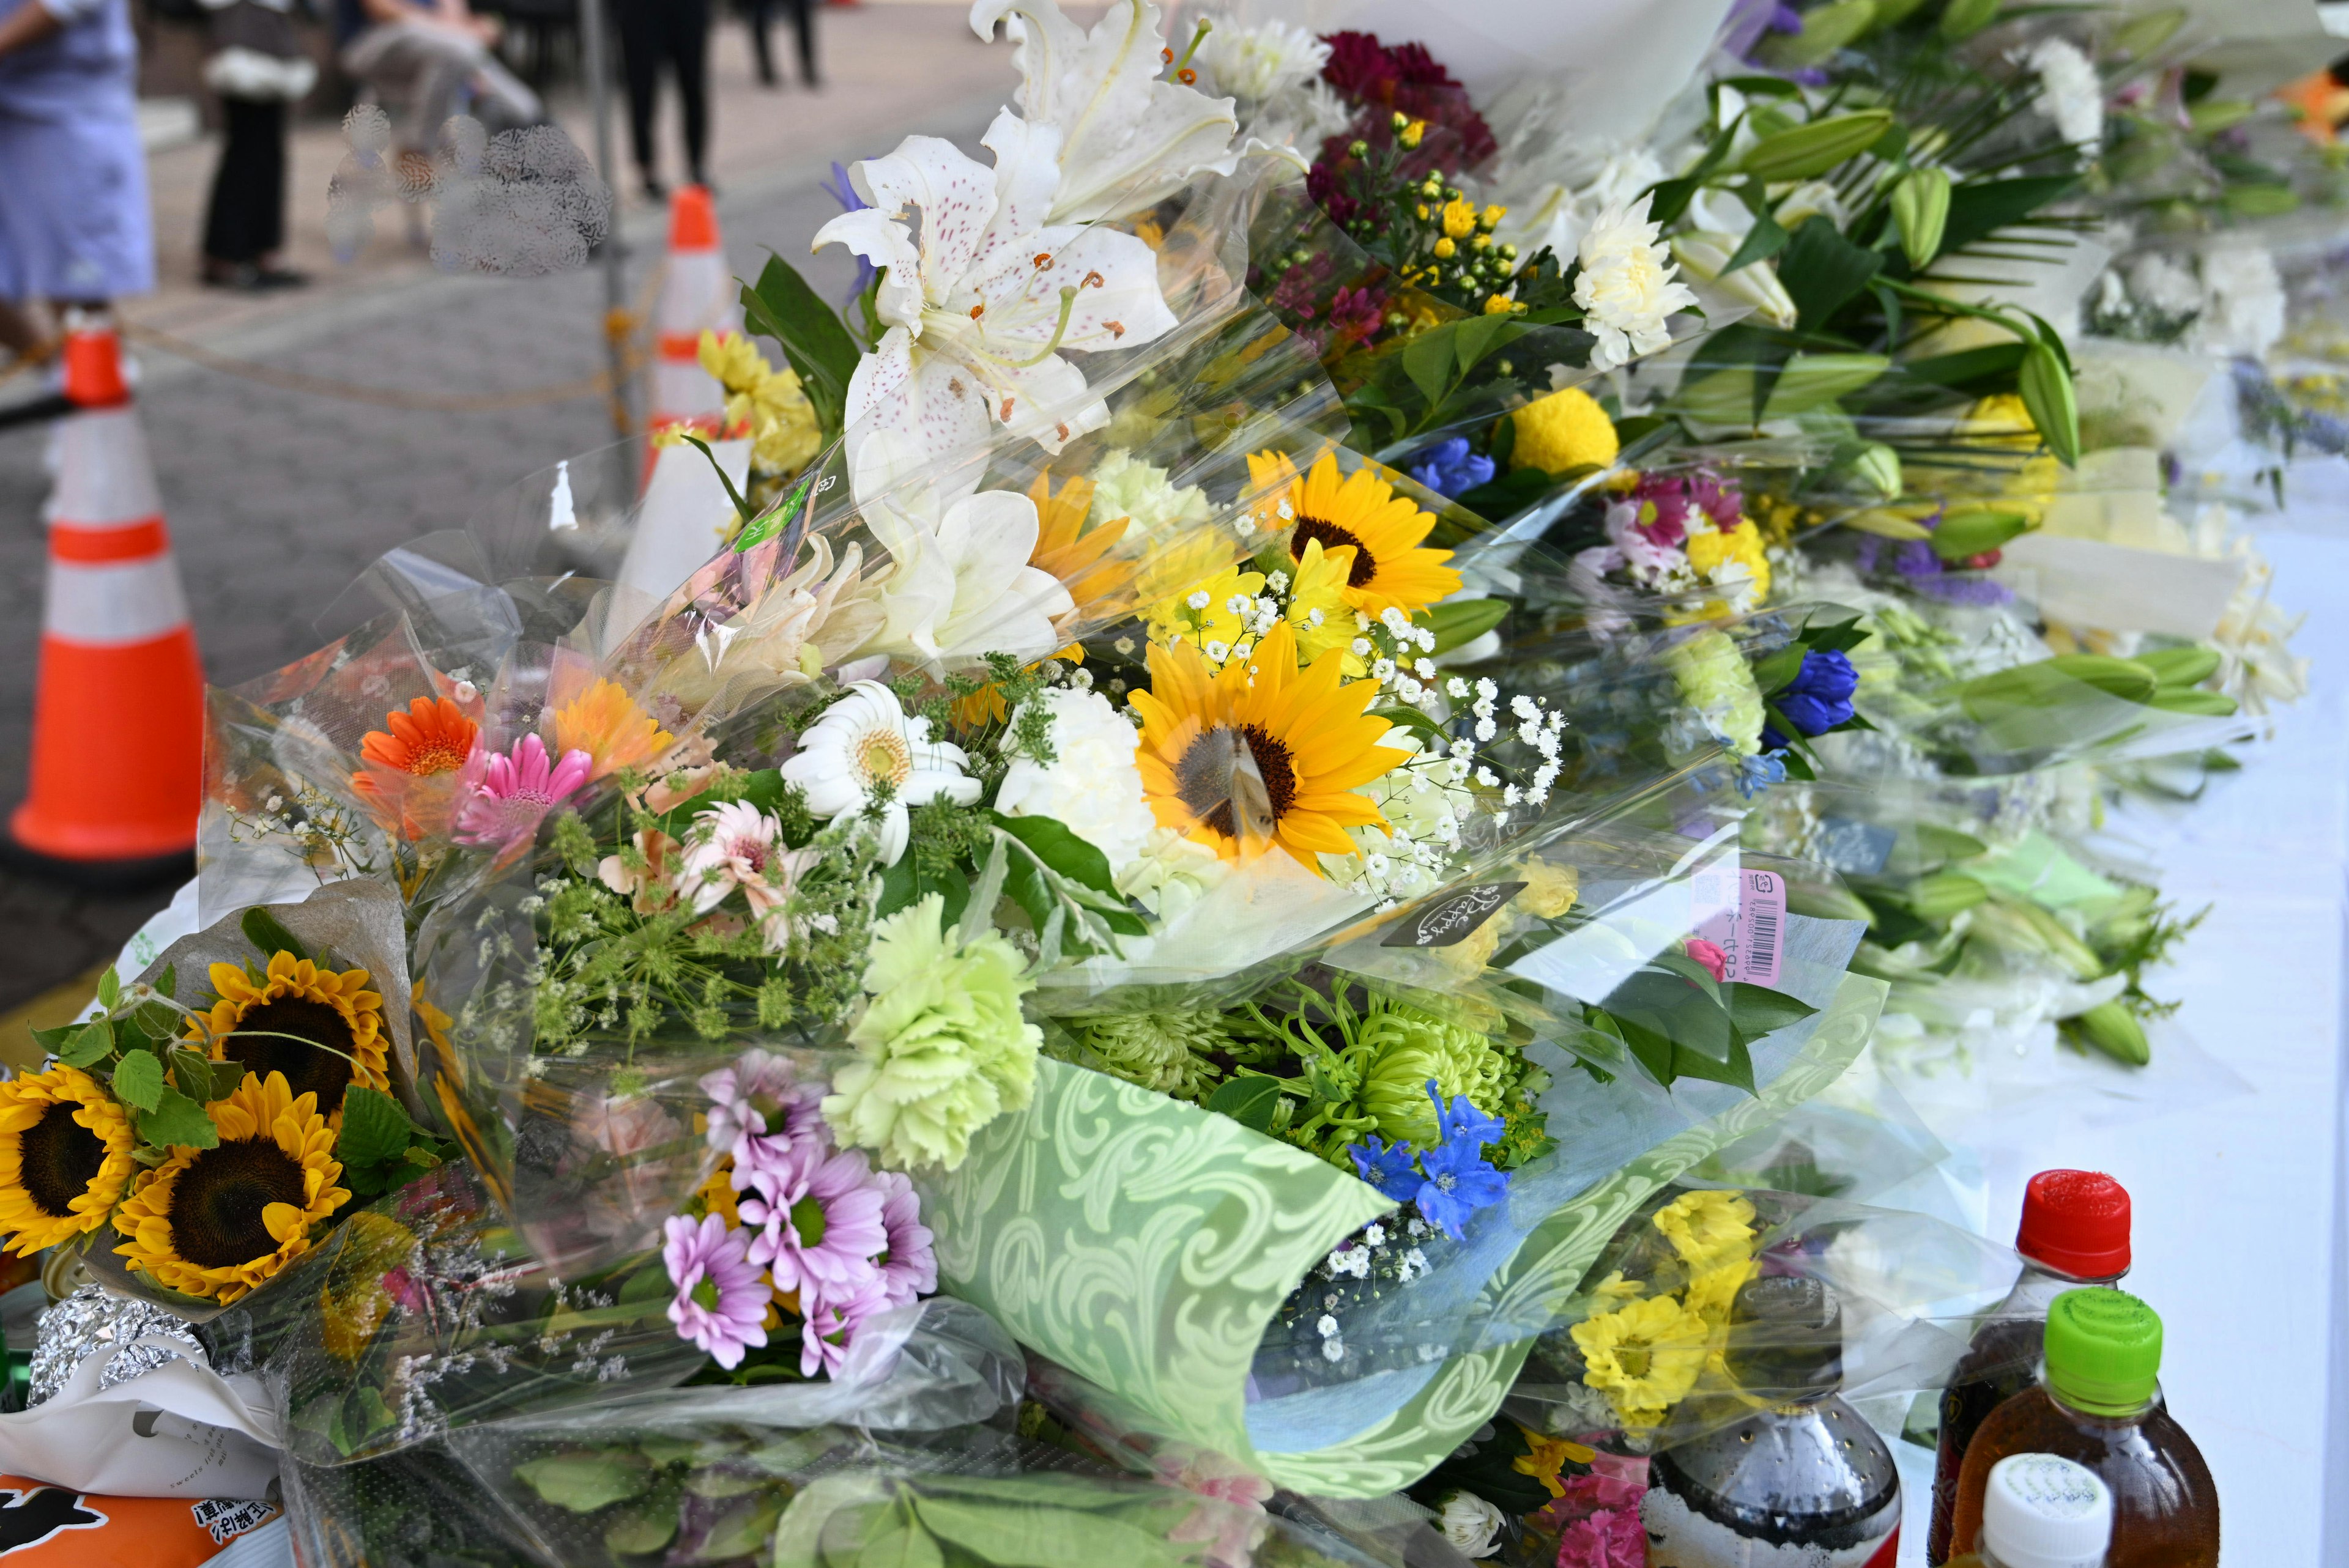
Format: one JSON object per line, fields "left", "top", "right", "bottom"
{"left": 699, "top": 330, "right": 823, "bottom": 478}
{"left": 1511, "top": 386, "right": 1620, "bottom": 474}
{"left": 1569, "top": 1189, "right": 1760, "bottom": 1430}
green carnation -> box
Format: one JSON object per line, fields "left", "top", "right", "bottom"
{"left": 823, "top": 893, "right": 1041, "bottom": 1171}
{"left": 1666, "top": 629, "right": 1766, "bottom": 756}
{"left": 1067, "top": 1009, "right": 1231, "bottom": 1099}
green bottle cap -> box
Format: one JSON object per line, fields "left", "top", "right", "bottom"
{"left": 2044, "top": 1288, "right": 2162, "bottom": 1415}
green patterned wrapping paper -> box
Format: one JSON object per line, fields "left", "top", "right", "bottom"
{"left": 914, "top": 972, "right": 1886, "bottom": 1498}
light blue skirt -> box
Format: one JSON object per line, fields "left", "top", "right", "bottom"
{"left": 0, "top": 95, "right": 154, "bottom": 300}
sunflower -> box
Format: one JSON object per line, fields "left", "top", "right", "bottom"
{"left": 189, "top": 951, "right": 390, "bottom": 1120}
{"left": 551, "top": 676, "right": 675, "bottom": 781}
{"left": 1130, "top": 621, "right": 1402, "bottom": 868}
{"left": 351, "top": 696, "right": 478, "bottom": 838}
{"left": 1028, "top": 471, "right": 1135, "bottom": 629}
{"left": 114, "top": 1071, "right": 351, "bottom": 1303}
{"left": 1249, "top": 449, "right": 1463, "bottom": 623}
{"left": 0, "top": 1065, "right": 136, "bottom": 1256}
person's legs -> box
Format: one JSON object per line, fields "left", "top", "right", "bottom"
{"left": 202, "top": 97, "right": 274, "bottom": 272}
{"left": 785, "top": 0, "right": 816, "bottom": 87}
{"left": 612, "top": 0, "right": 663, "bottom": 193}
{"left": 743, "top": 0, "right": 776, "bottom": 87}
{"left": 465, "top": 50, "right": 543, "bottom": 133}
{"left": 673, "top": 0, "right": 710, "bottom": 185}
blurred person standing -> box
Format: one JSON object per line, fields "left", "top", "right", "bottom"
{"left": 614, "top": 0, "right": 708, "bottom": 198}
{"left": 0, "top": 0, "right": 154, "bottom": 358}
{"left": 336, "top": 0, "right": 539, "bottom": 158}
{"left": 197, "top": 0, "right": 316, "bottom": 290}
{"left": 741, "top": 0, "right": 815, "bottom": 91}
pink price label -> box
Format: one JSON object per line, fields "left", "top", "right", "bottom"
{"left": 1694, "top": 868, "right": 1786, "bottom": 986}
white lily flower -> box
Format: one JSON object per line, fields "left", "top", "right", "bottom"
{"left": 972, "top": 0, "right": 1239, "bottom": 223}
{"left": 1671, "top": 230, "right": 1798, "bottom": 329}
{"left": 814, "top": 109, "right": 1177, "bottom": 499}
{"left": 855, "top": 483, "right": 1075, "bottom": 673}
{"left": 780, "top": 681, "right": 982, "bottom": 865}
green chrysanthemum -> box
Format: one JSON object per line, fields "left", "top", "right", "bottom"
{"left": 1067, "top": 1010, "right": 1231, "bottom": 1100}
{"left": 1345, "top": 996, "right": 1512, "bottom": 1147}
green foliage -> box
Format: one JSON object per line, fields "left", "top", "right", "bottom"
{"left": 136, "top": 1086, "right": 219, "bottom": 1150}
{"left": 241, "top": 907, "right": 307, "bottom": 964}
{"left": 740, "top": 254, "right": 861, "bottom": 435}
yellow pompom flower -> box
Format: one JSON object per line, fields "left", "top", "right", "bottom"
{"left": 0, "top": 1065, "right": 136, "bottom": 1256}
{"left": 1441, "top": 198, "right": 1479, "bottom": 240}
{"left": 1433, "top": 236, "right": 1457, "bottom": 259}
{"left": 190, "top": 951, "right": 390, "bottom": 1123}
{"left": 1510, "top": 386, "right": 1620, "bottom": 473}
{"left": 1572, "top": 1292, "right": 1712, "bottom": 1428}
{"left": 114, "top": 1071, "right": 352, "bottom": 1304}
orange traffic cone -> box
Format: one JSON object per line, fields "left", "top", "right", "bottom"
{"left": 9, "top": 324, "right": 204, "bottom": 871}
{"left": 647, "top": 185, "right": 735, "bottom": 438}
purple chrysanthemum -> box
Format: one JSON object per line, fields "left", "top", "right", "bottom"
{"left": 870, "top": 1168, "right": 937, "bottom": 1307}
{"left": 740, "top": 1145, "right": 888, "bottom": 1300}
{"left": 662, "top": 1213, "right": 769, "bottom": 1369}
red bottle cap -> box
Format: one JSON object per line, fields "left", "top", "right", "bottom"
{"left": 2015, "top": 1169, "right": 2131, "bottom": 1279}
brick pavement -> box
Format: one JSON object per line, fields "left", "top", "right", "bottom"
{"left": 0, "top": 3, "right": 1009, "bottom": 1009}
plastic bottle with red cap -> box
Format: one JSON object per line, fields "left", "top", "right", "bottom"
{"left": 1926, "top": 1170, "right": 2132, "bottom": 1565}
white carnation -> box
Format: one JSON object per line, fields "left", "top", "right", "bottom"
{"left": 2193, "top": 245, "right": 2285, "bottom": 358}
{"left": 2026, "top": 39, "right": 2104, "bottom": 149}
{"left": 1116, "top": 824, "right": 1228, "bottom": 920}
{"left": 1198, "top": 18, "right": 1328, "bottom": 105}
{"left": 1573, "top": 194, "right": 1698, "bottom": 372}
{"left": 1087, "top": 448, "right": 1211, "bottom": 542}
{"left": 994, "top": 689, "right": 1156, "bottom": 879}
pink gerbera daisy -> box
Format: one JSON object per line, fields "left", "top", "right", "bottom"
{"left": 453, "top": 734, "right": 593, "bottom": 848}
{"left": 870, "top": 1169, "right": 936, "bottom": 1308}
{"left": 661, "top": 1213, "right": 768, "bottom": 1369}
{"left": 739, "top": 1145, "right": 886, "bottom": 1301}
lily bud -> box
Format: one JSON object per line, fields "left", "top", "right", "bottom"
{"left": 1850, "top": 442, "right": 1902, "bottom": 500}
{"left": 1739, "top": 109, "right": 1896, "bottom": 182}
{"left": 1670, "top": 231, "right": 1798, "bottom": 328}
{"left": 1890, "top": 166, "right": 1951, "bottom": 267}
{"left": 2018, "top": 338, "right": 2080, "bottom": 466}
{"left": 2068, "top": 1000, "right": 2150, "bottom": 1066}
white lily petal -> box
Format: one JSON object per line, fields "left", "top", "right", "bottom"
{"left": 853, "top": 134, "right": 999, "bottom": 309}
{"left": 970, "top": 221, "right": 1174, "bottom": 353}
{"left": 810, "top": 207, "right": 926, "bottom": 332}
{"left": 974, "top": 108, "right": 1066, "bottom": 279}
{"left": 844, "top": 326, "right": 993, "bottom": 500}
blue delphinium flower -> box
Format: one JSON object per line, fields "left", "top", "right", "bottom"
{"left": 1734, "top": 750, "right": 1789, "bottom": 799}
{"left": 1410, "top": 1079, "right": 1510, "bottom": 1238}
{"left": 1405, "top": 437, "right": 1495, "bottom": 499}
{"left": 1761, "top": 648, "right": 1859, "bottom": 750}
{"left": 1425, "top": 1079, "right": 1504, "bottom": 1148}
{"left": 1349, "top": 1135, "right": 1422, "bottom": 1203}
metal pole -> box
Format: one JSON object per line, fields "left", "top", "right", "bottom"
{"left": 578, "top": 0, "right": 639, "bottom": 494}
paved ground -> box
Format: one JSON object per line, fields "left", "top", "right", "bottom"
{"left": 0, "top": 3, "right": 1011, "bottom": 1013}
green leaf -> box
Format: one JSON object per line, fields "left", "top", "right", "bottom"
{"left": 680, "top": 434, "right": 759, "bottom": 527}
{"left": 908, "top": 1493, "right": 1187, "bottom": 1568}
{"left": 733, "top": 461, "right": 818, "bottom": 553}
{"left": 2137, "top": 645, "right": 2222, "bottom": 688}
{"left": 1902, "top": 342, "right": 2028, "bottom": 393}
{"left": 741, "top": 254, "right": 862, "bottom": 434}
{"left": 154, "top": 964, "right": 176, "bottom": 1000}
{"left": 1940, "top": 0, "right": 2000, "bottom": 41}
{"left": 602, "top": 1490, "right": 681, "bottom": 1556}
{"left": 1778, "top": 218, "right": 1883, "bottom": 331}
{"left": 340, "top": 1085, "right": 415, "bottom": 1170}
{"left": 1401, "top": 327, "right": 1457, "bottom": 409}
{"left": 1204, "top": 1075, "right": 1283, "bottom": 1133}
{"left": 1650, "top": 951, "right": 1724, "bottom": 1006}
{"left": 95, "top": 966, "right": 120, "bottom": 1012}
{"left": 240, "top": 908, "right": 306, "bottom": 963}
{"left": 29, "top": 1023, "right": 79, "bottom": 1057}
{"left": 61, "top": 1018, "right": 117, "bottom": 1068}
{"left": 112, "top": 1048, "right": 164, "bottom": 1112}
{"left": 137, "top": 1085, "right": 219, "bottom": 1150}
{"left": 1931, "top": 507, "right": 2031, "bottom": 561}
{"left": 1724, "top": 983, "right": 1819, "bottom": 1035}
{"left": 1720, "top": 208, "right": 1789, "bottom": 276}
{"left": 1420, "top": 597, "right": 1508, "bottom": 655}
{"left": 1606, "top": 971, "right": 1734, "bottom": 1065}
{"left": 858, "top": 1512, "right": 946, "bottom": 1568}
{"left": 1751, "top": 644, "right": 1806, "bottom": 697}
{"left": 1608, "top": 1011, "right": 1679, "bottom": 1087}
{"left": 992, "top": 813, "right": 1119, "bottom": 898}
{"left": 515, "top": 1450, "right": 653, "bottom": 1514}
{"left": 875, "top": 854, "right": 972, "bottom": 931}
{"left": 1938, "top": 176, "right": 2077, "bottom": 256}
{"left": 166, "top": 1047, "right": 221, "bottom": 1103}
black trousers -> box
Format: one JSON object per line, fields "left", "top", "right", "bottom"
{"left": 201, "top": 97, "right": 287, "bottom": 265}
{"left": 615, "top": 0, "right": 710, "bottom": 182}
{"left": 745, "top": 0, "right": 816, "bottom": 87}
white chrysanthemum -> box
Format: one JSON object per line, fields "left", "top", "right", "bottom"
{"left": 1573, "top": 194, "right": 1697, "bottom": 372}
{"left": 780, "top": 681, "right": 981, "bottom": 864}
{"left": 1434, "top": 1490, "right": 1505, "bottom": 1558}
{"left": 2026, "top": 39, "right": 2104, "bottom": 148}
{"left": 1198, "top": 18, "right": 1329, "bottom": 105}
{"left": 993, "top": 688, "right": 1156, "bottom": 879}
{"left": 2128, "top": 253, "right": 2202, "bottom": 317}
{"left": 1086, "top": 448, "right": 1211, "bottom": 541}
{"left": 2193, "top": 245, "right": 2285, "bottom": 358}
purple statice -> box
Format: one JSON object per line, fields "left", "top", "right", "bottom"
{"left": 1407, "top": 436, "right": 1496, "bottom": 498}
{"left": 662, "top": 1214, "right": 770, "bottom": 1369}
{"left": 1851, "top": 528, "right": 2013, "bottom": 607}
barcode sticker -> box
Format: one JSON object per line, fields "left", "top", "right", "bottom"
{"left": 1693, "top": 868, "right": 1786, "bottom": 986}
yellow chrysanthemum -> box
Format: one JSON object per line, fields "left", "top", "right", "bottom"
{"left": 190, "top": 951, "right": 390, "bottom": 1122}
{"left": 1685, "top": 519, "right": 1773, "bottom": 604}
{"left": 0, "top": 1065, "right": 136, "bottom": 1256}
{"left": 1653, "top": 1189, "right": 1759, "bottom": 1270}
{"left": 114, "top": 1071, "right": 351, "bottom": 1304}
{"left": 1571, "top": 1291, "right": 1712, "bottom": 1428}
{"left": 551, "top": 676, "right": 676, "bottom": 782}
{"left": 1249, "top": 451, "right": 1462, "bottom": 623}
{"left": 1519, "top": 859, "right": 1580, "bottom": 919}
{"left": 1130, "top": 621, "right": 1401, "bottom": 868}
{"left": 1284, "top": 537, "right": 1364, "bottom": 674}
{"left": 1511, "top": 386, "right": 1620, "bottom": 474}
{"left": 1440, "top": 198, "right": 1478, "bottom": 240}
{"left": 699, "top": 330, "right": 822, "bottom": 476}
{"left": 1684, "top": 1256, "right": 1759, "bottom": 1325}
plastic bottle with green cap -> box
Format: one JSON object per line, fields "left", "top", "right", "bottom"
{"left": 1948, "top": 1290, "right": 2217, "bottom": 1568}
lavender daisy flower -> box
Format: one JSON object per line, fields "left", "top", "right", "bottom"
{"left": 700, "top": 1049, "right": 825, "bottom": 1158}
{"left": 661, "top": 1214, "right": 769, "bottom": 1369}
{"left": 798, "top": 1270, "right": 890, "bottom": 1377}
{"left": 740, "top": 1145, "right": 888, "bottom": 1300}
{"left": 870, "top": 1169, "right": 937, "bottom": 1307}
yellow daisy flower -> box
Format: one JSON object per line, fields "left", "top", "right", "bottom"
{"left": 1249, "top": 451, "right": 1463, "bottom": 623}
{"left": 1685, "top": 518, "right": 1773, "bottom": 604}
{"left": 1130, "top": 621, "right": 1401, "bottom": 869}
{"left": 0, "top": 1065, "right": 136, "bottom": 1256}
{"left": 1685, "top": 1256, "right": 1759, "bottom": 1325}
{"left": 1652, "top": 1189, "right": 1759, "bottom": 1270}
{"left": 1145, "top": 561, "right": 1267, "bottom": 659}
{"left": 1570, "top": 1291, "right": 1712, "bottom": 1428}
{"left": 189, "top": 950, "right": 390, "bottom": 1122}
{"left": 114, "top": 1071, "right": 352, "bottom": 1304}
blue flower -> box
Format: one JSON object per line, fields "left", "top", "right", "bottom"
{"left": 1405, "top": 437, "right": 1495, "bottom": 500}
{"left": 1772, "top": 648, "right": 1858, "bottom": 744}
{"left": 823, "top": 161, "right": 879, "bottom": 308}
{"left": 1734, "top": 750, "right": 1789, "bottom": 798}
{"left": 1423, "top": 1079, "right": 1503, "bottom": 1149}
{"left": 1416, "top": 1135, "right": 1510, "bottom": 1239}
{"left": 1349, "top": 1135, "right": 1422, "bottom": 1203}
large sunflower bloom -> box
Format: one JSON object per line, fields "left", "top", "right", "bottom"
{"left": 0, "top": 1065, "right": 136, "bottom": 1256}
{"left": 189, "top": 951, "right": 390, "bottom": 1120}
{"left": 114, "top": 1071, "right": 351, "bottom": 1304}
{"left": 1130, "top": 621, "right": 1401, "bottom": 869}
{"left": 1250, "top": 450, "right": 1463, "bottom": 623}
{"left": 551, "top": 676, "right": 677, "bottom": 782}
{"left": 351, "top": 696, "right": 478, "bottom": 838}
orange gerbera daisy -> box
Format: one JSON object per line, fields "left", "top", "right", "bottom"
{"left": 551, "top": 676, "right": 675, "bottom": 780}
{"left": 351, "top": 696, "right": 479, "bottom": 837}
{"left": 1130, "top": 621, "right": 1402, "bottom": 868}
{"left": 1249, "top": 450, "right": 1463, "bottom": 623}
